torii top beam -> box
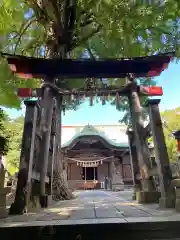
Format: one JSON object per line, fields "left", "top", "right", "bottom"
{"left": 1, "top": 52, "right": 174, "bottom": 79}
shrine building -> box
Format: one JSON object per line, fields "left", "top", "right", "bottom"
{"left": 61, "top": 124, "right": 133, "bottom": 190}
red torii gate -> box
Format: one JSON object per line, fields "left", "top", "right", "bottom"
{"left": 2, "top": 51, "right": 176, "bottom": 214}
{"left": 2, "top": 51, "right": 171, "bottom": 98}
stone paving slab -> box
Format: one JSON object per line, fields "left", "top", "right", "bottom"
{"left": 69, "top": 208, "right": 96, "bottom": 219}
{"left": 1, "top": 190, "right": 180, "bottom": 226}
{"left": 95, "top": 207, "right": 123, "bottom": 218}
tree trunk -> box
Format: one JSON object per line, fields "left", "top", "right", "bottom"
{"left": 129, "top": 82, "right": 156, "bottom": 192}
{"left": 52, "top": 96, "right": 73, "bottom": 200}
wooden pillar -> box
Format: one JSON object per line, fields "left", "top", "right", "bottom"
{"left": 39, "top": 87, "right": 54, "bottom": 208}
{"left": 146, "top": 99, "right": 175, "bottom": 208}
{"left": 128, "top": 82, "right": 156, "bottom": 193}
{"left": 126, "top": 128, "right": 140, "bottom": 200}
{"left": 46, "top": 98, "right": 58, "bottom": 197}
{"left": 9, "top": 100, "right": 38, "bottom": 215}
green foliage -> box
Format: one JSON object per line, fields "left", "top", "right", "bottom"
{"left": 4, "top": 116, "right": 24, "bottom": 171}
{"left": 164, "top": 129, "right": 177, "bottom": 163}
{"left": 161, "top": 107, "right": 180, "bottom": 162}
{"left": 88, "top": 0, "right": 180, "bottom": 58}
{"left": 0, "top": 108, "right": 10, "bottom": 155}
{"left": 0, "top": 57, "right": 40, "bottom": 108}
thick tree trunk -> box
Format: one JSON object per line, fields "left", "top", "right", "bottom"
{"left": 129, "top": 82, "right": 156, "bottom": 192}
{"left": 52, "top": 96, "right": 73, "bottom": 200}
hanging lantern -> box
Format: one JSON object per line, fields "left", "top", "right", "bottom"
{"left": 101, "top": 160, "right": 103, "bottom": 164}
{"left": 89, "top": 95, "right": 93, "bottom": 106}
{"left": 101, "top": 95, "right": 105, "bottom": 105}
{"left": 77, "top": 162, "right": 79, "bottom": 166}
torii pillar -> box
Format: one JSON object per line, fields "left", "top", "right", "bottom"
{"left": 126, "top": 128, "right": 140, "bottom": 200}
{"left": 146, "top": 99, "right": 175, "bottom": 208}
{"left": 9, "top": 100, "right": 38, "bottom": 215}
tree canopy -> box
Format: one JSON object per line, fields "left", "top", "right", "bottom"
{"left": 0, "top": 0, "right": 179, "bottom": 109}
{"left": 2, "top": 115, "right": 24, "bottom": 175}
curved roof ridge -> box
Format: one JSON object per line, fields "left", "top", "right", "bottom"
{"left": 80, "top": 125, "right": 99, "bottom": 134}
{"left": 62, "top": 124, "right": 128, "bottom": 149}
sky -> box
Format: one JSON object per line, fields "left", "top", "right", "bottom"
{"left": 2, "top": 60, "right": 180, "bottom": 126}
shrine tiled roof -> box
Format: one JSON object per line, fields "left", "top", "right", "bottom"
{"left": 62, "top": 125, "right": 128, "bottom": 149}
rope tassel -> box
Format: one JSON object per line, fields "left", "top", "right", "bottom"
{"left": 62, "top": 105, "right": 66, "bottom": 116}
{"left": 71, "top": 94, "right": 74, "bottom": 101}
{"left": 89, "top": 95, "right": 93, "bottom": 106}
{"left": 101, "top": 95, "right": 105, "bottom": 105}
{"left": 107, "top": 94, "right": 111, "bottom": 101}
{"left": 96, "top": 95, "right": 99, "bottom": 103}
{"left": 115, "top": 92, "right": 121, "bottom": 109}
{"left": 75, "top": 95, "right": 80, "bottom": 105}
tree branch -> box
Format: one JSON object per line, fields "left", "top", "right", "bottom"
{"left": 68, "top": 24, "right": 102, "bottom": 51}
{"left": 14, "top": 18, "right": 37, "bottom": 54}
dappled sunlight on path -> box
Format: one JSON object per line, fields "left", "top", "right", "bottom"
{"left": 1, "top": 190, "right": 180, "bottom": 227}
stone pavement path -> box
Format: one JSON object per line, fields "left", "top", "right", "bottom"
{"left": 1, "top": 190, "right": 180, "bottom": 227}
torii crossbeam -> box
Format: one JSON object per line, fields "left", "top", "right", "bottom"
{"left": 1, "top": 52, "right": 174, "bottom": 79}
